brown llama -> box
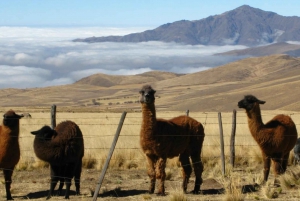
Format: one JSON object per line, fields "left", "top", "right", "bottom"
{"left": 238, "top": 95, "right": 298, "bottom": 182}
{"left": 0, "top": 110, "right": 24, "bottom": 200}
{"left": 139, "top": 85, "right": 205, "bottom": 195}
{"left": 31, "top": 120, "right": 84, "bottom": 199}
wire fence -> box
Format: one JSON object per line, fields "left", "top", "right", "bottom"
{"left": 1, "top": 108, "right": 300, "bottom": 199}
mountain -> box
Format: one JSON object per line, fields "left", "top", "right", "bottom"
{"left": 73, "top": 5, "right": 300, "bottom": 46}
{"left": 1, "top": 54, "right": 300, "bottom": 112}
{"left": 215, "top": 42, "right": 300, "bottom": 57}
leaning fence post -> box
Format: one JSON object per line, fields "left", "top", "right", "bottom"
{"left": 218, "top": 112, "right": 225, "bottom": 176}
{"left": 230, "top": 109, "right": 236, "bottom": 167}
{"left": 51, "top": 104, "right": 56, "bottom": 129}
{"left": 186, "top": 109, "right": 189, "bottom": 116}
{"left": 92, "top": 111, "right": 127, "bottom": 201}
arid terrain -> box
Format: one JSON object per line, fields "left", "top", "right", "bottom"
{"left": 0, "top": 54, "right": 300, "bottom": 114}
{"left": 1, "top": 54, "right": 300, "bottom": 200}
{"left": 0, "top": 110, "right": 299, "bottom": 200}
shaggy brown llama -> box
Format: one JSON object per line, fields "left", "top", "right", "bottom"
{"left": 238, "top": 95, "right": 298, "bottom": 182}
{"left": 0, "top": 110, "right": 24, "bottom": 200}
{"left": 139, "top": 85, "right": 205, "bottom": 195}
{"left": 31, "top": 120, "right": 84, "bottom": 199}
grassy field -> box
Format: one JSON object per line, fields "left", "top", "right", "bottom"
{"left": 1, "top": 109, "right": 300, "bottom": 200}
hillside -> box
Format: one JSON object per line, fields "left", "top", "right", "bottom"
{"left": 0, "top": 54, "right": 300, "bottom": 113}
{"left": 73, "top": 5, "right": 300, "bottom": 46}
{"left": 75, "top": 71, "right": 182, "bottom": 87}
{"left": 216, "top": 42, "right": 300, "bottom": 57}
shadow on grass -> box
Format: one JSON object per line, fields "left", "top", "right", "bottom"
{"left": 25, "top": 189, "right": 77, "bottom": 199}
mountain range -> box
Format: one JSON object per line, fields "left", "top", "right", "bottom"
{"left": 73, "top": 5, "right": 300, "bottom": 46}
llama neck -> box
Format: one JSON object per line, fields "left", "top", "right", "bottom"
{"left": 34, "top": 138, "right": 62, "bottom": 162}
{"left": 140, "top": 103, "right": 157, "bottom": 138}
{"left": 0, "top": 126, "right": 20, "bottom": 143}
{"left": 246, "top": 105, "right": 264, "bottom": 140}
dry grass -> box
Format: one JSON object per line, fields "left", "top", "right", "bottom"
{"left": 1, "top": 110, "right": 300, "bottom": 200}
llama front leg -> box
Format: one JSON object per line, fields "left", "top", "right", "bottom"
{"left": 47, "top": 165, "right": 59, "bottom": 200}
{"left": 146, "top": 154, "right": 157, "bottom": 194}
{"left": 263, "top": 154, "right": 271, "bottom": 182}
{"left": 155, "top": 157, "right": 166, "bottom": 195}
{"left": 179, "top": 153, "right": 192, "bottom": 193}
{"left": 3, "top": 169, "right": 13, "bottom": 200}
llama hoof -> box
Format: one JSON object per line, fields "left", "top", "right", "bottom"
{"left": 7, "top": 197, "right": 13, "bottom": 200}
{"left": 156, "top": 192, "right": 166, "bottom": 196}
{"left": 190, "top": 190, "right": 200, "bottom": 194}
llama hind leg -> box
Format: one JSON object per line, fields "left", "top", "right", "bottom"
{"left": 191, "top": 154, "right": 203, "bottom": 194}
{"left": 281, "top": 153, "right": 290, "bottom": 173}
{"left": 155, "top": 157, "right": 167, "bottom": 195}
{"left": 74, "top": 160, "right": 83, "bottom": 195}
{"left": 179, "top": 153, "right": 192, "bottom": 193}
{"left": 146, "top": 154, "right": 157, "bottom": 194}
{"left": 3, "top": 169, "right": 14, "bottom": 200}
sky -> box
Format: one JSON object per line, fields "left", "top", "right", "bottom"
{"left": 0, "top": 0, "right": 299, "bottom": 89}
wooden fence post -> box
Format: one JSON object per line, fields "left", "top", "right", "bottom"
{"left": 230, "top": 109, "right": 236, "bottom": 167}
{"left": 92, "top": 111, "right": 127, "bottom": 201}
{"left": 218, "top": 112, "right": 225, "bottom": 176}
{"left": 51, "top": 104, "right": 56, "bottom": 129}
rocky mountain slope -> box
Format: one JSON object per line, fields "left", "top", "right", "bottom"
{"left": 73, "top": 5, "right": 300, "bottom": 46}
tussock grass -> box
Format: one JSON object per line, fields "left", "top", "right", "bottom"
{"left": 169, "top": 191, "right": 187, "bottom": 201}
{"left": 222, "top": 177, "right": 245, "bottom": 201}
{"left": 278, "top": 167, "right": 300, "bottom": 190}
{"left": 82, "top": 153, "right": 97, "bottom": 169}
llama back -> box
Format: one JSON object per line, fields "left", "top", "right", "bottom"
{"left": 55, "top": 121, "right": 84, "bottom": 160}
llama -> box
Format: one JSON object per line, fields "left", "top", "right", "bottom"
{"left": 293, "top": 138, "right": 300, "bottom": 165}
{"left": 0, "top": 110, "right": 24, "bottom": 200}
{"left": 31, "top": 120, "right": 84, "bottom": 199}
{"left": 139, "top": 85, "right": 205, "bottom": 195}
{"left": 238, "top": 95, "right": 298, "bottom": 182}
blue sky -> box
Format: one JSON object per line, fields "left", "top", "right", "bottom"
{"left": 0, "top": 0, "right": 299, "bottom": 27}
{"left": 0, "top": 1, "right": 299, "bottom": 89}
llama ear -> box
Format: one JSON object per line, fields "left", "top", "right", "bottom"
{"left": 31, "top": 130, "right": 39, "bottom": 135}
{"left": 258, "top": 100, "right": 266, "bottom": 104}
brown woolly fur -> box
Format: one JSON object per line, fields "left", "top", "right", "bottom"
{"left": 238, "top": 95, "right": 298, "bottom": 182}
{"left": 0, "top": 110, "right": 24, "bottom": 200}
{"left": 31, "top": 120, "right": 84, "bottom": 200}
{"left": 139, "top": 85, "right": 205, "bottom": 195}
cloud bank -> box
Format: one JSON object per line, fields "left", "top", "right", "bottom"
{"left": 0, "top": 26, "right": 247, "bottom": 89}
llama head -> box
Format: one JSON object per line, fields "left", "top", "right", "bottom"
{"left": 139, "top": 85, "right": 156, "bottom": 104}
{"left": 31, "top": 126, "right": 55, "bottom": 140}
{"left": 238, "top": 95, "right": 266, "bottom": 111}
{"left": 3, "top": 109, "right": 24, "bottom": 128}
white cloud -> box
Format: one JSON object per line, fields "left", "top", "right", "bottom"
{"left": 0, "top": 65, "right": 51, "bottom": 88}
{"left": 0, "top": 26, "right": 249, "bottom": 89}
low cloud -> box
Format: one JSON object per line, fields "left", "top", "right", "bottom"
{"left": 0, "top": 27, "right": 248, "bottom": 89}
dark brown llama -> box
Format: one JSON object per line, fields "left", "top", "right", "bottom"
{"left": 238, "top": 95, "right": 298, "bottom": 182}
{"left": 139, "top": 85, "right": 205, "bottom": 195}
{"left": 31, "top": 120, "right": 84, "bottom": 199}
{"left": 0, "top": 110, "right": 24, "bottom": 200}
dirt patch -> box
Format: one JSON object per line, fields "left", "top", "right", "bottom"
{"left": 0, "top": 168, "right": 227, "bottom": 201}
